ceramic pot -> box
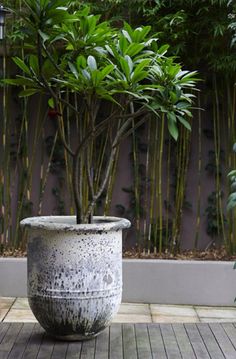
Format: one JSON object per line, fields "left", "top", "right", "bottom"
{"left": 20, "top": 216, "right": 130, "bottom": 340}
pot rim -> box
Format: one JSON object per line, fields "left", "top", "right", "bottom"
{"left": 20, "top": 215, "right": 131, "bottom": 232}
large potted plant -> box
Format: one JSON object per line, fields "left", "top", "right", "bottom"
{"left": 6, "top": 0, "right": 197, "bottom": 340}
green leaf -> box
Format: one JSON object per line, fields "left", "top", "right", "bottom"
{"left": 3, "top": 77, "right": 34, "bottom": 86}
{"left": 176, "top": 101, "right": 189, "bottom": 109}
{"left": 228, "top": 170, "right": 236, "bottom": 177}
{"left": 68, "top": 62, "right": 79, "bottom": 79}
{"left": 38, "top": 29, "right": 50, "bottom": 44}
{"left": 177, "top": 116, "right": 191, "bottom": 131}
{"left": 82, "top": 69, "right": 91, "bottom": 80}
{"left": 119, "top": 35, "right": 128, "bottom": 54}
{"left": 29, "top": 55, "right": 39, "bottom": 75}
{"left": 119, "top": 56, "right": 131, "bottom": 80}
{"left": 99, "top": 64, "right": 114, "bottom": 80}
{"left": 125, "top": 43, "right": 145, "bottom": 57}
{"left": 105, "top": 45, "right": 114, "bottom": 57}
{"left": 131, "top": 59, "right": 150, "bottom": 83}
{"left": 134, "top": 26, "right": 151, "bottom": 42}
{"left": 96, "top": 90, "right": 122, "bottom": 107}
{"left": 48, "top": 98, "right": 54, "bottom": 108}
{"left": 87, "top": 55, "right": 97, "bottom": 71}
{"left": 157, "top": 44, "right": 169, "bottom": 55}
{"left": 19, "top": 88, "right": 39, "bottom": 97}
{"left": 227, "top": 193, "right": 236, "bottom": 211}
{"left": 12, "top": 57, "right": 31, "bottom": 75}
{"left": 42, "top": 59, "right": 55, "bottom": 80}
{"left": 121, "top": 30, "right": 132, "bottom": 43}
{"left": 167, "top": 112, "right": 178, "bottom": 141}
{"left": 76, "top": 55, "right": 86, "bottom": 69}
{"left": 131, "top": 70, "right": 148, "bottom": 83}
{"left": 125, "top": 55, "right": 133, "bottom": 73}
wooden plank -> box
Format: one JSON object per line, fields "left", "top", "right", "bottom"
{"left": 109, "top": 324, "right": 123, "bottom": 359}
{"left": 66, "top": 342, "right": 82, "bottom": 359}
{"left": 0, "top": 323, "right": 23, "bottom": 359}
{"left": 147, "top": 324, "right": 167, "bottom": 359}
{"left": 197, "top": 323, "right": 225, "bottom": 359}
{"left": 122, "top": 324, "right": 138, "bottom": 359}
{"left": 222, "top": 323, "right": 236, "bottom": 350}
{"left": 184, "top": 324, "right": 210, "bottom": 359}
{"left": 22, "top": 324, "right": 45, "bottom": 359}
{"left": 51, "top": 341, "right": 69, "bottom": 359}
{"left": 172, "top": 324, "right": 196, "bottom": 359}
{"left": 0, "top": 323, "right": 11, "bottom": 344}
{"left": 160, "top": 324, "right": 181, "bottom": 359}
{"left": 80, "top": 337, "right": 96, "bottom": 359}
{"left": 94, "top": 327, "right": 109, "bottom": 359}
{"left": 7, "top": 323, "right": 35, "bottom": 359}
{"left": 135, "top": 324, "right": 152, "bottom": 359}
{"left": 36, "top": 333, "right": 55, "bottom": 359}
{"left": 209, "top": 323, "right": 236, "bottom": 359}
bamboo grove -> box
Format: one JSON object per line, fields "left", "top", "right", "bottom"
{"left": 1, "top": 0, "right": 236, "bottom": 254}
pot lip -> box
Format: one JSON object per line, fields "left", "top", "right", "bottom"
{"left": 20, "top": 215, "right": 131, "bottom": 232}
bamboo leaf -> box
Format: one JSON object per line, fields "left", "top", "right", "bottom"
{"left": 29, "top": 55, "right": 39, "bottom": 75}
{"left": 3, "top": 77, "right": 35, "bottom": 86}
{"left": 12, "top": 57, "right": 31, "bottom": 75}
{"left": 19, "top": 88, "right": 39, "bottom": 97}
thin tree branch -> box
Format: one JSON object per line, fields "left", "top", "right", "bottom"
{"left": 85, "top": 109, "right": 141, "bottom": 218}
{"left": 72, "top": 155, "right": 83, "bottom": 224}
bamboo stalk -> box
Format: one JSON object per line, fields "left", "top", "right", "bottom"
{"left": 58, "top": 102, "right": 74, "bottom": 215}
{"left": 165, "top": 136, "right": 171, "bottom": 250}
{"left": 171, "top": 128, "right": 182, "bottom": 252}
{"left": 149, "top": 118, "right": 158, "bottom": 254}
{"left": 213, "top": 77, "right": 226, "bottom": 246}
{"left": 143, "top": 118, "right": 151, "bottom": 254}
{"left": 158, "top": 114, "right": 165, "bottom": 253}
{"left": 132, "top": 115, "right": 141, "bottom": 251}
{"left": 194, "top": 93, "right": 202, "bottom": 250}
{"left": 38, "top": 130, "right": 59, "bottom": 215}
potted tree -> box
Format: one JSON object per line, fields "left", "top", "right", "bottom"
{"left": 6, "top": 0, "right": 197, "bottom": 340}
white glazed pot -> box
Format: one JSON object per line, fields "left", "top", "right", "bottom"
{"left": 20, "top": 216, "right": 130, "bottom": 340}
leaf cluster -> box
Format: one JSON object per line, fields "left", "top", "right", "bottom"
{"left": 5, "top": 1, "right": 198, "bottom": 141}
{"left": 3, "top": 0, "right": 198, "bottom": 223}
{"left": 79, "top": 0, "right": 236, "bottom": 75}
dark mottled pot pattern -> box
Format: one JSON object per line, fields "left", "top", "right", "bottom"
{"left": 20, "top": 216, "right": 130, "bottom": 341}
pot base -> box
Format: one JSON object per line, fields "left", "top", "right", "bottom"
{"left": 51, "top": 330, "right": 102, "bottom": 341}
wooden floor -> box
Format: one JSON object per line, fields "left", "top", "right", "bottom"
{"left": 0, "top": 322, "right": 236, "bottom": 359}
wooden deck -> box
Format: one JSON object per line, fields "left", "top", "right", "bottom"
{"left": 0, "top": 322, "right": 236, "bottom": 358}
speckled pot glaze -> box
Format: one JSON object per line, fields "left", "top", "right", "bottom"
{"left": 20, "top": 216, "right": 130, "bottom": 341}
